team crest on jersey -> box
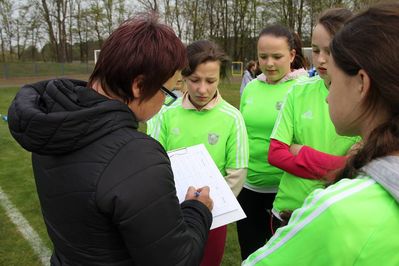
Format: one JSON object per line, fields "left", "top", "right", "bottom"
{"left": 246, "top": 97, "right": 254, "bottom": 105}
{"left": 275, "top": 101, "right": 283, "bottom": 110}
{"left": 172, "top": 127, "right": 180, "bottom": 135}
{"left": 208, "top": 133, "right": 219, "bottom": 145}
{"left": 301, "top": 110, "right": 313, "bottom": 119}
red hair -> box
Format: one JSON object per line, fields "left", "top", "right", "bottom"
{"left": 89, "top": 13, "right": 187, "bottom": 102}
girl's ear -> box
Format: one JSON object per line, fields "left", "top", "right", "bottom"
{"left": 290, "top": 49, "right": 296, "bottom": 63}
{"left": 357, "top": 69, "right": 371, "bottom": 100}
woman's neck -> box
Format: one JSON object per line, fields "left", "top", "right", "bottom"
{"left": 91, "top": 81, "right": 121, "bottom": 101}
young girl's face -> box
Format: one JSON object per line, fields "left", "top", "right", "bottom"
{"left": 185, "top": 61, "right": 220, "bottom": 109}
{"left": 257, "top": 35, "right": 295, "bottom": 84}
{"left": 312, "top": 24, "right": 332, "bottom": 84}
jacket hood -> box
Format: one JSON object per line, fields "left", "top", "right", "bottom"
{"left": 256, "top": 68, "right": 308, "bottom": 84}
{"left": 361, "top": 156, "right": 399, "bottom": 203}
{"left": 8, "top": 79, "right": 138, "bottom": 155}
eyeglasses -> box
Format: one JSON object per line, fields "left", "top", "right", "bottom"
{"left": 160, "top": 86, "right": 178, "bottom": 106}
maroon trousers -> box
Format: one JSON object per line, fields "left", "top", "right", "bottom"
{"left": 200, "top": 225, "right": 227, "bottom": 266}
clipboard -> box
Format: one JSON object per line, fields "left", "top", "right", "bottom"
{"left": 168, "top": 144, "right": 246, "bottom": 229}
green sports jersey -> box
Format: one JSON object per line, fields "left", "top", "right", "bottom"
{"left": 148, "top": 97, "right": 248, "bottom": 175}
{"left": 146, "top": 106, "right": 164, "bottom": 134}
{"left": 271, "top": 76, "right": 360, "bottom": 212}
{"left": 240, "top": 78, "right": 300, "bottom": 189}
{"left": 243, "top": 176, "right": 399, "bottom": 266}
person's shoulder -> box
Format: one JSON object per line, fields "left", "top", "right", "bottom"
{"left": 162, "top": 98, "right": 184, "bottom": 114}
{"left": 306, "top": 177, "right": 376, "bottom": 209}
{"left": 152, "top": 98, "right": 184, "bottom": 122}
{"left": 295, "top": 75, "right": 323, "bottom": 86}
{"left": 244, "top": 76, "right": 263, "bottom": 89}
{"left": 283, "top": 177, "right": 376, "bottom": 232}
{"left": 98, "top": 128, "right": 171, "bottom": 189}
{"left": 289, "top": 76, "right": 325, "bottom": 95}
{"left": 219, "top": 100, "right": 243, "bottom": 119}
{"left": 106, "top": 126, "right": 163, "bottom": 154}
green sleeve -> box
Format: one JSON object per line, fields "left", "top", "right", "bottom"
{"left": 146, "top": 115, "right": 157, "bottom": 137}
{"left": 239, "top": 82, "right": 249, "bottom": 112}
{"left": 243, "top": 185, "right": 334, "bottom": 265}
{"left": 147, "top": 108, "right": 168, "bottom": 149}
{"left": 270, "top": 87, "right": 295, "bottom": 145}
{"left": 243, "top": 178, "right": 381, "bottom": 266}
{"left": 225, "top": 110, "right": 249, "bottom": 169}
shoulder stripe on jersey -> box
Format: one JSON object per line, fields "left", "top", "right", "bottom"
{"left": 219, "top": 102, "right": 248, "bottom": 168}
{"left": 270, "top": 77, "right": 325, "bottom": 140}
{"left": 268, "top": 177, "right": 372, "bottom": 250}
{"left": 288, "top": 177, "right": 368, "bottom": 225}
{"left": 244, "top": 178, "right": 375, "bottom": 265}
{"left": 219, "top": 103, "right": 248, "bottom": 168}
{"left": 270, "top": 76, "right": 321, "bottom": 139}
{"left": 270, "top": 86, "right": 295, "bottom": 139}
{"left": 267, "top": 177, "right": 364, "bottom": 251}
{"left": 295, "top": 76, "right": 322, "bottom": 86}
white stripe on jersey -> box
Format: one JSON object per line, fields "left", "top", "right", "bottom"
{"left": 244, "top": 178, "right": 375, "bottom": 265}
{"left": 219, "top": 102, "right": 248, "bottom": 168}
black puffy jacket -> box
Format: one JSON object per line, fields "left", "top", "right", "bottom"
{"left": 8, "top": 79, "right": 212, "bottom": 266}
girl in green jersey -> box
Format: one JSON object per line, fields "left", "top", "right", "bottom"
{"left": 244, "top": 3, "right": 399, "bottom": 265}
{"left": 238, "top": 24, "right": 308, "bottom": 260}
{"left": 268, "top": 9, "right": 358, "bottom": 227}
{"left": 149, "top": 40, "right": 249, "bottom": 266}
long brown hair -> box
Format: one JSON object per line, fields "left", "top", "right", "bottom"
{"left": 330, "top": 2, "right": 399, "bottom": 181}
{"left": 317, "top": 8, "right": 353, "bottom": 37}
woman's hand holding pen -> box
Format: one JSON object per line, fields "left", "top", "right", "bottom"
{"left": 185, "top": 186, "right": 214, "bottom": 211}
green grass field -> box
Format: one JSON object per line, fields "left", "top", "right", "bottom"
{"left": 0, "top": 80, "right": 243, "bottom": 266}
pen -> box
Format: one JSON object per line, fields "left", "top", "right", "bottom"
{"left": 194, "top": 191, "right": 200, "bottom": 197}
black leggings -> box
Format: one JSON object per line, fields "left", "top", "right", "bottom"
{"left": 236, "top": 188, "right": 276, "bottom": 261}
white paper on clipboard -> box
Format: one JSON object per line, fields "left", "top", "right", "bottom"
{"left": 167, "top": 144, "right": 246, "bottom": 229}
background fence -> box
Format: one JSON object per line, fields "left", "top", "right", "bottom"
{"left": 0, "top": 62, "right": 95, "bottom": 79}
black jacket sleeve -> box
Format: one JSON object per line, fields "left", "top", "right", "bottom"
{"left": 96, "top": 135, "right": 212, "bottom": 266}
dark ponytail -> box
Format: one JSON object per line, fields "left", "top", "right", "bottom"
{"left": 337, "top": 118, "right": 399, "bottom": 181}
{"left": 330, "top": 3, "right": 399, "bottom": 182}
{"left": 291, "top": 32, "right": 307, "bottom": 70}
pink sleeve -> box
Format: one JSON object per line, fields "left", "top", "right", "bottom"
{"left": 268, "top": 139, "right": 347, "bottom": 180}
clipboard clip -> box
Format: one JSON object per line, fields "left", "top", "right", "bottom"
{"left": 168, "top": 147, "right": 188, "bottom": 158}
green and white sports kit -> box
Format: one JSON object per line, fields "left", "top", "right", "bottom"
{"left": 149, "top": 96, "right": 248, "bottom": 177}
{"left": 240, "top": 78, "right": 299, "bottom": 191}
{"left": 271, "top": 77, "right": 360, "bottom": 212}
{"left": 243, "top": 156, "right": 399, "bottom": 266}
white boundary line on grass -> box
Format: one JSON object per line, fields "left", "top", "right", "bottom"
{"left": 0, "top": 186, "right": 51, "bottom": 266}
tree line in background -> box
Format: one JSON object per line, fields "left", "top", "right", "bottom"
{"left": 0, "top": 0, "right": 379, "bottom": 63}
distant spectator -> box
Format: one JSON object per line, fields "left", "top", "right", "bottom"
{"left": 240, "top": 60, "right": 257, "bottom": 95}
